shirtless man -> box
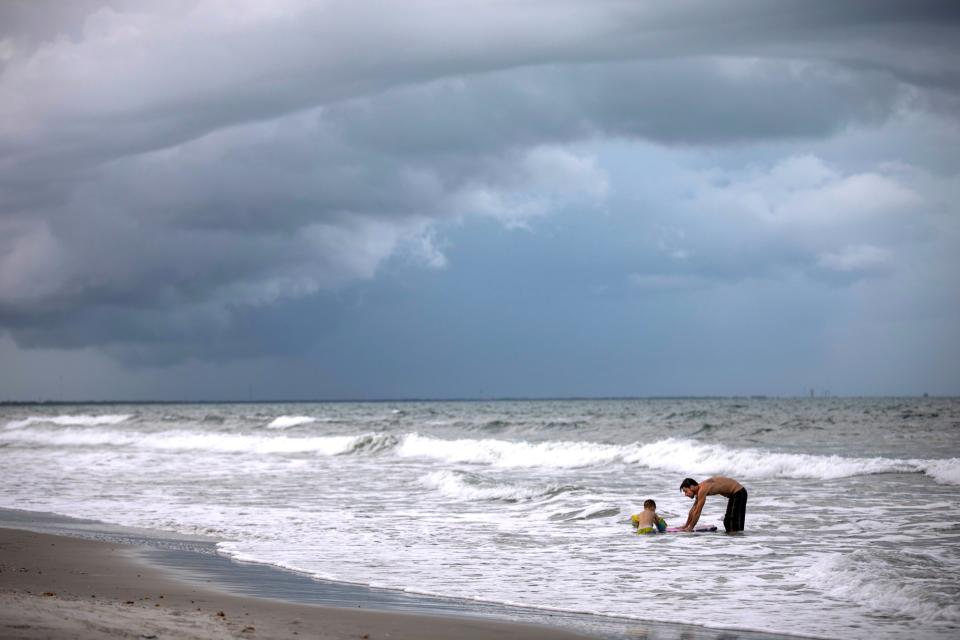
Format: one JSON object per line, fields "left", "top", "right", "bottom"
{"left": 680, "top": 476, "right": 747, "bottom": 533}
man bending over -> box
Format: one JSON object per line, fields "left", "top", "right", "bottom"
{"left": 680, "top": 476, "right": 747, "bottom": 533}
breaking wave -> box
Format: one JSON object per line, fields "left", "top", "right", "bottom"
{"left": 4, "top": 414, "right": 132, "bottom": 430}
{"left": 421, "top": 470, "right": 581, "bottom": 502}
{"left": 266, "top": 415, "right": 317, "bottom": 429}
{"left": 919, "top": 458, "right": 960, "bottom": 485}
{"left": 2, "top": 425, "right": 957, "bottom": 485}
{"left": 346, "top": 433, "right": 402, "bottom": 454}
{"left": 0, "top": 428, "right": 370, "bottom": 456}
{"left": 397, "top": 434, "right": 960, "bottom": 484}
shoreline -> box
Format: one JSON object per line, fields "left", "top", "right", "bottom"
{"left": 0, "top": 508, "right": 812, "bottom": 640}
{"left": 1, "top": 526, "right": 595, "bottom": 640}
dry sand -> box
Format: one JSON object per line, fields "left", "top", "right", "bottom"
{"left": 0, "top": 527, "right": 592, "bottom": 640}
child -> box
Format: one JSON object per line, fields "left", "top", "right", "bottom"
{"left": 631, "top": 498, "right": 668, "bottom": 534}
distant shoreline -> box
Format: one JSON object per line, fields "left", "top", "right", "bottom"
{"left": 0, "top": 394, "right": 950, "bottom": 406}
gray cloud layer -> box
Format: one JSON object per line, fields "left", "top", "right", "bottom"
{"left": 1, "top": 0, "right": 958, "bottom": 363}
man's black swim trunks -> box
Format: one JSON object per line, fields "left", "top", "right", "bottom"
{"left": 723, "top": 487, "right": 748, "bottom": 532}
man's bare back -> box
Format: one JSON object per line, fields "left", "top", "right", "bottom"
{"left": 697, "top": 476, "right": 744, "bottom": 498}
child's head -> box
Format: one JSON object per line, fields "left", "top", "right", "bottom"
{"left": 643, "top": 499, "right": 657, "bottom": 511}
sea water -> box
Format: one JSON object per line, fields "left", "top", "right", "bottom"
{"left": 1, "top": 398, "right": 958, "bottom": 639}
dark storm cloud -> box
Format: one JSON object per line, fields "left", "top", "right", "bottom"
{"left": 0, "top": 1, "right": 126, "bottom": 48}
{"left": 0, "top": 0, "right": 958, "bottom": 363}
{"left": 3, "top": 1, "right": 956, "bottom": 173}
{"left": 324, "top": 58, "right": 901, "bottom": 152}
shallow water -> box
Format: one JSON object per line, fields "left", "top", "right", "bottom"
{"left": 2, "top": 398, "right": 958, "bottom": 639}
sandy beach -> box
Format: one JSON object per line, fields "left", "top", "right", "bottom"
{"left": 0, "top": 527, "right": 592, "bottom": 640}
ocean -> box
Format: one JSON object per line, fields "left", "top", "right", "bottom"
{"left": 1, "top": 398, "right": 958, "bottom": 639}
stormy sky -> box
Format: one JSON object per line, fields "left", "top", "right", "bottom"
{"left": 1, "top": 0, "right": 958, "bottom": 400}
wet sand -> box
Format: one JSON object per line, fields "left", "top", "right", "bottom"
{"left": 0, "top": 527, "right": 591, "bottom": 639}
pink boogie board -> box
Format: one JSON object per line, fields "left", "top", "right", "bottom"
{"left": 665, "top": 525, "right": 718, "bottom": 533}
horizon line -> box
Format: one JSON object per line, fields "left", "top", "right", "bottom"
{"left": 0, "top": 393, "right": 948, "bottom": 406}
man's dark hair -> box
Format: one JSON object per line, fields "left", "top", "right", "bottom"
{"left": 643, "top": 499, "right": 656, "bottom": 510}
{"left": 680, "top": 478, "right": 698, "bottom": 491}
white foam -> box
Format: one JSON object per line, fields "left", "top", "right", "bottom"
{"left": 4, "top": 414, "right": 132, "bottom": 430}
{"left": 621, "top": 438, "right": 918, "bottom": 480}
{"left": 398, "top": 433, "right": 623, "bottom": 468}
{"left": 0, "top": 428, "right": 367, "bottom": 455}
{"left": 396, "top": 434, "right": 941, "bottom": 481}
{"left": 915, "top": 458, "right": 960, "bottom": 485}
{"left": 420, "top": 470, "right": 554, "bottom": 501}
{"left": 796, "top": 551, "right": 960, "bottom": 623}
{"left": 266, "top": 415, "right": 317, "bottom": 429}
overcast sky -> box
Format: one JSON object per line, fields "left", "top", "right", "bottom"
{"left": 1, "top": 0, "right": 958, "bottom": 401}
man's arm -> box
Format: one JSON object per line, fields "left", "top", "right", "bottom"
{"left": 683, "top": 494, "right": 707, "bottom": 531}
